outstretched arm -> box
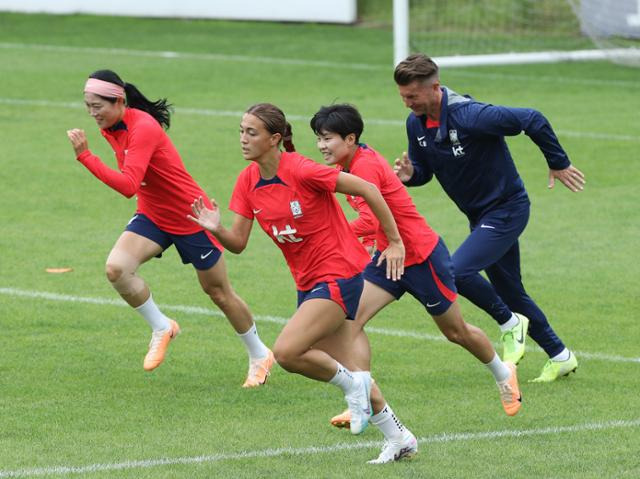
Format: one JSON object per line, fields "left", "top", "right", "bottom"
{"left": 336, "top": 172, "right": 405, "bottom": 281}
{"left": 188, "top": 196, "right": 253, "bottom": 254}
{"left": 467, "top": 103, "right": 586, "bottom": 191}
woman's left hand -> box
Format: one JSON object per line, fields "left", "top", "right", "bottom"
{"left": 187, "top": 196, "right": 221, "bottom": 232}
{"left": 377, "top": 239, "right": 405, "bottom": 281}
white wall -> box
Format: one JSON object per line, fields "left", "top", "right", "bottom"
{"left": 0, "top": 0, "right": 358, "bottom": 24}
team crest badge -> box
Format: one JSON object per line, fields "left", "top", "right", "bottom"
{"left": 290, "top": 200, "right": 303, "bottom": 218}
{"left": 449, "top": 129, "right": 459, "bottom": 144}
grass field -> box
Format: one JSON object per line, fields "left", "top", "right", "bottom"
{"left": 1, "top": 11, "right": 639, "bottom": 479}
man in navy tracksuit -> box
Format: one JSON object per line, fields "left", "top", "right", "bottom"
{"left": 393, "top": 54, "right": 585, "bottom": 382}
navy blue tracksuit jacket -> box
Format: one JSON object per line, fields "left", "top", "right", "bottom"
{"left": 404, "top": 87, "right": 571, "bottom": 224}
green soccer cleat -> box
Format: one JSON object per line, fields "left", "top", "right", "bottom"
{"left": 500, "top": 314, "right": 529, "bottom": 365}
{"left": 530, "top": 352, "right": 578, "bottom": 383}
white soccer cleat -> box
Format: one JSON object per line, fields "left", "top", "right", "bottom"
{"left": 344, "top": 371, "right": 373, "bottom": 435}
{"left": 367, "top": 430, "right": 418, "bottom": 464}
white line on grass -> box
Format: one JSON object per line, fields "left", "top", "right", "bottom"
{"left": 1, "top": 97, "right": 638, "bottom": 143}
{"left": 0, "top": 418, "right": 638, "bottom": 478}
{"left": 445, "top": 69, "right": 640, "bottom": 88}
{"left": 2, "top": 287, "right": 639, "bottom": 364}
{"left": 0, "top": 42, "right": 384, "bottom": 71}
{"left": 1, "top": 42, "right": 639, "bottom": 89}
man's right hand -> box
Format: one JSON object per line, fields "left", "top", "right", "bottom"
{"left": 393, "top": 152, "right": 414, "bottom": 183}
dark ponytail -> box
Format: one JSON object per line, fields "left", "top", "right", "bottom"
{"left": 282, "top": 122, "right": 296, "bottom": 152}
{"left": 88, "top": 69, "right": 173, "bottom": 130}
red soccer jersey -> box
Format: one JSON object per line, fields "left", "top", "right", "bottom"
{"left": 339, "top": 145, "right": 439, "bottom": 266}
{"left": 345, "top": 194, "right": 377, "bottom": 249}
{"left": 230, "top": 152, "right": 370, "bottom": 291}
{"left": 76, "top": 108, "right": 219, "bottom": 243}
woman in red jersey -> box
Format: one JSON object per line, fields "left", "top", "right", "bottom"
{"left": 310, "top": 104, "right": 523, "bottom": 459}
{"left": 188, "top": 103, "right": 417, "bottom": 461}
{"left": 66, "top": 70, "right": 274, "bottom": 386}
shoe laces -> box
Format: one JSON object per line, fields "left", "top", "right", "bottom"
{"left": 498, "top": 380, "right": 514, "bottom": 403}
{"left": 148, "top": 328, "right": 168, "bottom": 353}
{"left": 500, "top": 330, "right": 514, "bottom": 347}
{"left": 376, "top": 440, "right": 394, "bottom": 461}
{"left": 379, "top": 436, "right": 410, "bottom": 460}
{"left": 540, "top": 359, "right": 554, "bottom": 373}
{"left": 247, "top": 357, "right": 268, "bottom": 378}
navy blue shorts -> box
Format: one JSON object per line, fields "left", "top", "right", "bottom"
{"left": 297, "top": 273, "right": 364, "bottom": 320}
{"left": 364, "top": 238, "right": 457, "bottom": 316}
{"left": 125, "top": 213, "right": 222, "bottom": 271}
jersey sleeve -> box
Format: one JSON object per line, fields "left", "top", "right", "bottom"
{"left": 347, "top": 153, "right": 383, "bottom": 237}
{"left": 346, "top": 194, "right": 379, "bottom": 238}
{"left": 462, "top": 103, "right": 571, "bottom": 170}
{"left": 404, "top": 116, "right": 434, "bottom": 186}
{"left": 229, "top": 170, "right": 254, "bottom": 219}
{"left": 76, "top": 120, "right": 160, "bottom": 198}
{"left": 297, "top": 158, "right": 340, "bottom": 192}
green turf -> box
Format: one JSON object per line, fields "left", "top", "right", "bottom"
{"left": 0, "top": 11, "right": 639, "bottom": 479}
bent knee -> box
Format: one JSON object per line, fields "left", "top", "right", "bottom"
{"left": 441, "top": 326, "right": 467, "bottom": 346}
{"left": 203, "top": 285, "right": 234, "bottom": 308}
{"left": 272, "top": 345, "right": 300, "bottom": 372}
{"left": 105, "top": 262, "right": 124, "bottom": 283}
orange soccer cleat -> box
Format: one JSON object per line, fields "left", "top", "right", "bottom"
{"left": 143, "top": 319, "right": 181, "bottom": 372}
{"left": 330, "top": 409, "right": 352, "bottom": 429}
{"left": 497, "top": 361, "right": 522, "bottom": 416}
{"left": 242, "top": 349, "right": 276, "bottom": 388}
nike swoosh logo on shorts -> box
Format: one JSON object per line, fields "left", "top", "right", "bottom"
{"left": 480, "top": 224, "right": 496, "bottom": 229}
{"left": 311, "top": 287, "right": 323, "bottom": 293}
{"left": 426, "top": 301, "right": 441, "bottom": 308}
{"left": 200, "top": 250, "right": 214, "bottom": 260}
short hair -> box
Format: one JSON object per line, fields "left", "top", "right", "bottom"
{"left": 309, "top": 104, "right": 364, "bottom": 143}
{"left": 393, "top": 54, "right": 439, "bottom": 86}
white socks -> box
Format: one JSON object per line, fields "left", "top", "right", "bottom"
{"left": 485, "top": 353, "right": 511, "bottom": 383}
{"left": 329, "top": 362, "right": 356, "bottom": 393}
{"left": 499, "top": 313, "right": 520, "bottom": 332}
{"left": 238, "top": 323, "right": 270, "bottom": 360}
{"left": 135, "top": 294, "right": 170, "bottom": 331}
{"left": 551, "top": 348, "right": 571, "bottom": 362}
{"left": 371, "top": 404, "right": 406, "bottom": 441}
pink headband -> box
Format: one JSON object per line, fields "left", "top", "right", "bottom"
{"left": 84, "top": 78, "right": 125, "bottom": 99}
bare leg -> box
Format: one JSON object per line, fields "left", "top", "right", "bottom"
{"left": 325, "top": 281, "right": 395, "bottom": 371}
{"left": 319, "top": 281, "right": 395, "bottom": 414}
{"left": 196, "top": 255, "right": 255, "bottom": 334}
{"left": 431, "top": 301, "right": 496, "bottom": 363}
{"left": 105, "top": 231, "right": 163, "bottom": 307}
{"left": 272, "top": 298, "right": 346, "bottom": 380}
